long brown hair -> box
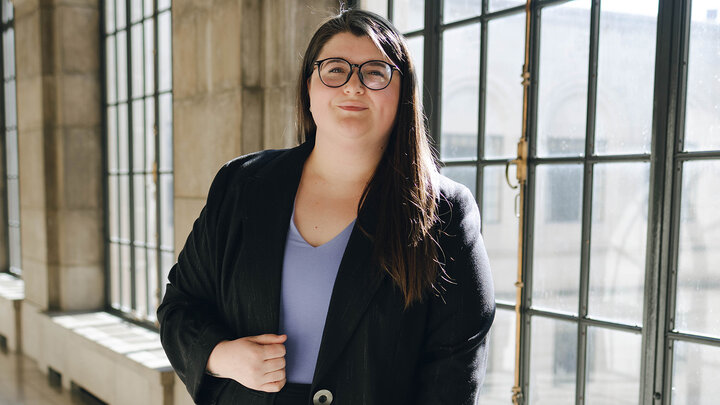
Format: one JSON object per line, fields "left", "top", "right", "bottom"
{"left": 296, "top": 9, "right": 441, "bottom": 308}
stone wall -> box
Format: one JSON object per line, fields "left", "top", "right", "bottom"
{"left": 172, "top": 0, "right": 337, "bottom": 254}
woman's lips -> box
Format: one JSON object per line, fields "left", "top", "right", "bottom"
{"left": 338, "top": 105, "right": 368, "bottom": 111}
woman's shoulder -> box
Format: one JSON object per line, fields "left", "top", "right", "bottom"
{"left": 434, "top": 172, "right": 478, "bottom": 217}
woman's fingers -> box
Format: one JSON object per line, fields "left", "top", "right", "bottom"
{"left": 263, "top": 356, "right": 286, "bottom": 373}
{"left": 260, "top": 378, "right": 287, "bottom": 393}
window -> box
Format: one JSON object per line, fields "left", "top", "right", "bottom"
{"left": 1, "top": 0, "right": 20, "bottom": 277}
{"left": 103, "top": 0, "right": 174, "bottom": 324}
{"left": 360, "top": 0, "right": 720, "bottom": 403}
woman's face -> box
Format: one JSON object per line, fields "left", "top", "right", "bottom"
{"left": 308, "top": 32, "right": 401, "bottom": 151}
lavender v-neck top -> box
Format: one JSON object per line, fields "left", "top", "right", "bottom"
{"left": 279, "top": 210, "right": 356, "bottom": 384}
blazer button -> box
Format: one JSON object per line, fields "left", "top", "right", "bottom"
{"left": 313, "top": 389, "right": 333, "bottom": 404}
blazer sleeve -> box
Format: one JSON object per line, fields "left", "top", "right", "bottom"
{"left": 412, "top": 184, "right": 496, "bottom": 405}
{"left": 157, "top": 164, "right": 236, "bottom": 403}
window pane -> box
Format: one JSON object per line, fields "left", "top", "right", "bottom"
{"left": 359, "top": 0, "right": 388, "bottom": 18}
{"left": 146, "top": 249, "right": 158, "bottom": 321}
{"left": 478, "top": 309, "right": 516, "bottom": 403}
{"left": 134, "top": 245, "right": 147, "bottom": 316}
{"left": 158, "top": 11, "right": 172, "bottom": 92}
{"left": 7, "top": 178, "right": 19, "bottom": 224}
{"left": 108, "top": 175, "right": 118, "bottom": 239}
{"left": 4, "top": 28, "right": 15, "bottom": 78}
{"left": 489, "top": 0, "right": 525, "bottom": 13}
{"left": 144, "top": 0, "right": 153, "bottom": 18}
{"left": 132, "top": 99, "right": 145, "bottom": 171}
{"left": 585, "top": 327, "right": 641, "bottom": 405}
{"left": 482, "top": 165, "right": 518, "bottom": 303}
{"left": 158, "top": 0, "right": 170, "bottom": 11}
{"left": 104, "top": 0, "right": 115, "bottom": 33}
{"left": 116, "top": 0, "right": 126, "bottom": 30}
{"left": 595, "top": 0, "right": 657, "bottom": 155}
{"left": 589, "top": 163, "right": 649, "bottom": 325}
{"left": 160, "top": 174, "right": 174, "bottom": 250}
{"left": 118, "top": 103, "right": 129, "bottom": 171}
{"left": 130, "top": 0, "right": 142, "bottom": 23}
{"left": 406, "top": 35, "right": 423, "bottom": 98}
{"left": 530, "top": 317, "right": 577, "bottom": 405}
{"left": 393, "top": 0, "right": 424, "bottom": 32}
{"left": 119, "top": 175, "right": 130, "bottom": 241}
{"left": 441, "top": 23, "right": 479, "bottom": 160}
{"left": 106, "top": 35, "right": 117, "bottom": 104}
{"left": 144, "top": 19, "right": 155, "bottom": 96}
{"left": 671, "top": 342, "right": 720, "bottom": 405}
{"left": 146, "top": 174, "right": 157, "bottom": 247}
{"left": 675, "top": 160, "right": 720, "bottom": 337}
{"left": 9, "top": 227, "right": 21, "bottom": 273}
{"left": 485, "top": 13, "right": 525, "bottom": 159}
{"left": 441, "top": 165, "right": 477, "bottom": 198}
{"left": 532, "top": 164, "right": 583, "bottom": 314}
{"left": 4, "top": 80, "right": 15, "bottom": 128}
{"left": 684, "top": 3, "right": 720, "bottom": 151}
{"left": 134, "top": 174, "right": 146, "bottom": 244}
{"left": 159, "top": 93, "right": 172, "bottom": 171}
{"left": 145, "top": 97, "right": 155, "bottom": 172}
{"left": 107, "top": 105, "right": 118, "bottom": 171}
{"left": 537, "top": 1, "right": 590, "bottom": 157}
{"left": 131, "top": 23, "right": 144, "bottom": 98}
{"left": 444, "top": 0, "right": 480, "bottom": 24}
{"left": 6, "top": 128, "right": 18, "bottom": 176}
{"left": 110, "top": 243, "right": 120, "bottom": 307}
{"left": 120, "top": 244, "right": 131, "bottom": 311}
{"left": 117, "top": 30, "right": 128, "bottom": 102}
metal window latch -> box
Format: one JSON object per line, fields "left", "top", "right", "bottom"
{"left": 505, "top": 138, "right": 528, "bottom": 190}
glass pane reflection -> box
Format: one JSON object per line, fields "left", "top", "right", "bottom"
{"left": 585, "top": 327, "right": 641, "bottom": 405}
{"left": 532, "top": 164, "right": 583, "bottom": 314}
{"left": 595, "top": 0, "right": 657, "bottom": 155}
{"left": 485, "top": 13, "right": 525, "bottom": 159}
{"left": 478, "top": 309, "right": 516, "bottom": 403}
{"left": 684, "top": 2, "right": 720, "bottom": 151}
{"left": 537, "top": 0, "right": 590, "bottom": 157}
{"left": 444, "top": 0, "right": 480, "bottom": 24}
{"left": 393, "top": 0, "right": 424, "bottom": 32}
{"left": 671, "top": 342, "right": 720, "bottom": 405}
{"left": 441, "top": 23, "right": 479, "bottom": 160}
{"left": 482, "top": 165, "right": 518, "bottom": 303}
{"left": 530, "top": 317, "right": 577, "bottom": 405}
{"left": 489, "top": 0, "right": 525, "bottom": 13}
{"left": 675, "top": 160, "right": 720, "bottom": 337}
{"left": 589, "top": 163, "right": 649, "bottom": 325}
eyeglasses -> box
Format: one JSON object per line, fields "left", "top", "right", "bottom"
{"left": 313, "top": 58, "right": 401, "bottom": 90}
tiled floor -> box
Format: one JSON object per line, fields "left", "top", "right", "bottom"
{"left": 0, "top": 349, "right": 98, "bottom": 405}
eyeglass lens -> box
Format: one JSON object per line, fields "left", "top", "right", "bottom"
{"left": 318, "top": 59, "right": 393, "bottom": 90}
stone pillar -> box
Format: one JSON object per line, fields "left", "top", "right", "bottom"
{"left": 172, "top": 0, "right": 336, "bottom": 253}
{"left": 14, "top": 0, "right": 103, "bottom": 312}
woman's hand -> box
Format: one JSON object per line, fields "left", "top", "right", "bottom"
{"left": 206, "top": 334, "right": 288, "bottom": 392}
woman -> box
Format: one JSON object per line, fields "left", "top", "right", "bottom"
{"left": 158, "top": 9, "right": 494, "bottom": 405}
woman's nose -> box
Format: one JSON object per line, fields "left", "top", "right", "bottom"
{"left": 343, "top": 68, "right": 365, "bottom": 94}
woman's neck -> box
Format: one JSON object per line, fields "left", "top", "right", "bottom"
{"left": 305, "top": 134, "right": 386, "bottom": 186}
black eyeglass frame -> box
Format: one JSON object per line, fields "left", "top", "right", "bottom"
{"left": 313, "top": 57, "right": 402, "bottom": 90}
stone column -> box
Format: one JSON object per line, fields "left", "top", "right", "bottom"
{"left": 14, "top": 0, "right": 103, "bottom": 313}
{"left": 172, "top": 0, "right": 336, "bottom": 253}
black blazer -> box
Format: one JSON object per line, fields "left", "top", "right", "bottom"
{"left": 157, "top": 141, "right": 495, "bottom": 405}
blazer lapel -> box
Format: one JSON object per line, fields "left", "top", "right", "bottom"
{"left": 239, "top": 143, "right": 312, "bottom": 334}
{"left": 312, "top": 191, "right": 385, "bottom": 384}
